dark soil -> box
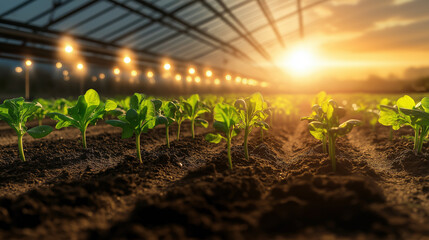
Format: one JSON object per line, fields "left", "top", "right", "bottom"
{"left": 0, "top": 119, "right": 428, "bottom": 239}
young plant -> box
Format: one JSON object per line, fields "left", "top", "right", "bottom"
{"left": 158, "top": 101, "right": 178, "bottom": 148}
{"left": 106, "top": 93, "right": 161, "bottom": 163}
{"left": 379, "top": 95, "right": 429, "bottom": 153}
{"left": 175, "top": 101, "right": 188, "bottom": 140}
{"left": 302, "top": 99, "right": 361, "bottom": 171}
{"left": 182, "top": 94, "right": 209, "bottom": 139}
{"left": 235, "top": 93, "right": 269, "bottom": 160}
{"left": 48, "top": 89, "right": 117, "bottom": 149}
{"left": 0, "top": 98, "right": 53, "bottom": 161}
{"left": 205, "top": 103, "right": 240, "bottom": 170}
{"left": 34, "top": 98, "right": 51, "bottom": 126}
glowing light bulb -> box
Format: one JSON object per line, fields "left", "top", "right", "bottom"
{"left": 163, "top": 63, "right": 171, "bottom": 70}
{"left": 77, "top": 63, "right": 83, "bottom": 70}
{"left": 147, "top": 71, "right": 154, "bottom": 78}
{"left": 25, "top": 60, "right": 32, "bottom": 67}
{"left": 113, "top": 67, "right": 120, "bottom": 75}
{"left": 195, "top": 76, "right": 201, "bottom": 83}
{"left": 99, "top": 73, "right": 105, "bottom": 79}
{"left": 63, "top": 70, "right": 69, "bottom": 76}
{"left": 214, "top": 78, "right": 220, "bottom": 85}
{"left": 205, "top": 70, "right": 212, "bottom": 77}
{"left": 175, "top": 74, "right": 182, "bottom": 81}
{"left": 124, "top": 56, "right": 131, "bottom": 64}
{"left": 225, "top": 74, "right": 232, "bottom": 81}
{"left": 186, "top": 76, "right": 192, "bottom": 82}
{"left": 56, "top": 62, "right": 62, "bottom": 69}
{"left": 65, "top": 45, "right": 73, "bottom": 53}
{"left": 131, "top": 70, "right": 137, "bottom": 76}
{"left": 235, "top": 76, "right": 241, "bottom": 83}
{"left": 15, "top": 67, "right": 23, "bottom": 73}
{"left": 188, "top": 67, "right": 195, "bottom": 74}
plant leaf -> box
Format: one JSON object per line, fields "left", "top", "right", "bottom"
{"left": 27, "top": 125, "right": 53, "bottom": 138}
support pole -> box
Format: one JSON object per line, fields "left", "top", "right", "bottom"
{"left": 297, "top": 0, "right": 304, "bottom": 39}
{"left": 25, "top": 67, "right": 30, "bottom": 99}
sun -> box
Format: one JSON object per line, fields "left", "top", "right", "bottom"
{"left": 283, "top": 44, "right": 318, "bottom": 77}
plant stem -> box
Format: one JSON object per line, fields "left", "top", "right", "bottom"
{"left": 328, "top": 134, "right": 336, "bottom": 172}
{"left": 260, "top": 128, "right": 264, "bottom": 141}
{"left": 244, "top": 126, "right": 249, "bottom": 160}
{"left": 191, "top": 118, "right": 195, "bottom": 139}
{"left": 166, "top": 126, "right": 170, "bottom": 148}
{"left": 413, "top": 125, "right": 420, "bottom": 151}
{"left": 227, "top": 137, "right": 232, "bottom": 170}
{"left": 136, "top": 133, "right": 142, "bottom": 164}
{"left": 81, "top": 130, "right": 87, "bottom": 149}
{"left": 18, "top": 134, "right": 25, "bottom": 162}
{"left": 177, "top": 122, "right": 181, "bottom": 140}
{"left": 38, "top": 118, "right": 42, "bottom": 126}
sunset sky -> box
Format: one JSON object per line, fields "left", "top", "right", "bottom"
{"left": 276, "top": 0, "right": 429, "bottom": 81}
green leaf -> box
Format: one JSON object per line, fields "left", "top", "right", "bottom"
{"left": 330, "top": 119, "right": 362, "bottom": 136}
{"left": 205, "top": 133, "right": 223, "bottom": 143}
{"left": 195, "top": 118, "right": 208, "bottom": 128}
{"left": 27, "top": 125, "right": 53, "bottom": 138}
{"left": 213, "top": 121, "right": 228, "bottom": 134}
{"left": 397, "top": 95, "right": 415, "bottom": 109}
{"left": 105, "top": 100, "right": 117, "bottom": 111}
{"left": 84, "top": 89, "right": 100, "bottom": 107}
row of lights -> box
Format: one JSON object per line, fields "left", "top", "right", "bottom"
{"left": 15, "top": 43, "right": 268, "bottom": 88}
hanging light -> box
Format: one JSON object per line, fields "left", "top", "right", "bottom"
{"left": 15, "top": 67, "right": 23, "bottom": 73}
{"left": 205, "top": 70, "right": 213, "bottom": 77}
{"left": 188, "top": 67, "right": 195, "bottom": 75}
{"left": 113, "top": 67, "right": 120, "bottom": 75}
{"left": 147, "top": 71, "right": 154, "bottom": 78}
{"left": 163, "top": 63, "right": 171, "bottom": 70}
{"left": 56, "top": 62, "right": 62, "bottom": 69}
{"left": 25, "top": 59, "right": 32, "bottom": 67}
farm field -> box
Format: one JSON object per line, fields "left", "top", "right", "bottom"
{"left": 0, "top": 92, "right": 428, "bottom": 239}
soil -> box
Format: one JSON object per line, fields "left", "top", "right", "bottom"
{"left": 0, "top": 118, "right": 428, "bottom": 239}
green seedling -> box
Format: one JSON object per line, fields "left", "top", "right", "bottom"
{"left": 34, "top": 98, "right": 51, "bottom": 126}
{"left": 158, "top": 101, "right": 178, "bottom": 148}
{"left": 106, "top": 93, "right": 162, "bottom": 163}
{"left": 48, "top": 89, "right": 117, "bottom": 149}
{"left": 302, "top": 99, "right": 361, "bottom": 171}
{"left": 379, "top": 95, "right": 429, "bottom": 153}
{"left": 175, "top": 101, "right": 188, "bottom": 140}
{"left": 235, "top": 93, "right": 269, "bottom": 160}
{"left": 0, "top": 98, "right": 53, "bottom": 161}
{"left": 182, "top": 94, "right": 209, "bottom": 139}
{"left": 205, "top": 103, "right": 240, "bottom": 170}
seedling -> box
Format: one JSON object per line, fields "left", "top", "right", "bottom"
{"left": 205, "top": 103, "right": 240, "bottom": 170}
{"left": 175, "top": 101, "right": 188, "bottom": 140}
{"left": 302, "top": 99, "right": 361, "bottom": 171}
{"left": 379, "top": 95, "right": 429, "bottom": 153}
{"left": 34, "top": 98, "right": 51, "bottom": 126}
{"left": 48, "top": 89, "right": 117, "bottom": 149}
{"left": 106, "top": 93, "right": 162, "bottom": 163}
{"left": 182, "top": 94, "right": 209, "bottom": 139}
{"left": 235, "top": 93, "right": 269, "bottom": 160}
{"left": 0, "top": 98, "right": 53, "bottom": 161}
{"left": 158, "top": 101, "right": 178, "bottom": 148}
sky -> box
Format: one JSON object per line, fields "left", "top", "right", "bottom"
{"left": 273, "top": 0, "right": 429, "bottom": 81}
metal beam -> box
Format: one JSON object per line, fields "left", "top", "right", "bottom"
{"left": 203, "top": 0, "right": 272, "bottom": 61}
{"left": 25, "top": 0, "right": 73, "bottom": 24}
{"left": 43, "top": 0, "right": 98, "bottom": 29}
{"left": 297, "top": 0, "right": 304, "bottom": 39}
{"left": 0, "top": 0, "right": 35, "bottom": 18}
{"left": 257, "top": 0, "right": 285, "bottom": 47}
{"left": 190, "top": 0, "right": 329, "bottom": 60}
{"left": 127, "top": 0, "right": 255, "bottom": 63}
{"left": 64, "top": 1, "right": 125, "bottom": 33}
{"left": 139, "top": 0, "right": 253, "bottom": 57}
